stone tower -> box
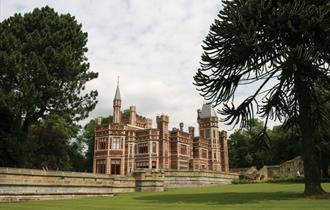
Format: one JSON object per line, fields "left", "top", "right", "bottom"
{"left": 197, "top": 103, "right": 221, "bottom": 171}
{"left": 113, "top": 79, "right": 121, "bottom": 123}
{"left": 156, "top": 114, "right": 170, "bottom": 169}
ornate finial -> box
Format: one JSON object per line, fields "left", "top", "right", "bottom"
{"left": 117, "top": 76, "right": 120, "bottom": 86}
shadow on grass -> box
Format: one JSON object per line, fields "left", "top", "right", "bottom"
{"left": 135, "top": 192, "right": 303, "bottom": 205}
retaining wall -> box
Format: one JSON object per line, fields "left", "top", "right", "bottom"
{"left": 0, "top": 167, "right": 238, "bottom": 202}
{"left": 164, "top": 170, "right": 238, "bottom": 188}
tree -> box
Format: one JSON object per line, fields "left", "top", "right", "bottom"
{"left": 229, "top": 122, "right": 302, "bottom": 169}
{"left": 0, "top": 105, "right": 21, "bottom": 167}
{"left": 28, "top": 114, "right": 85, "bottom": 171}
{"left": 0, "top": 6, "right": 98, "bottom": 166}
{"left": 318, "top": 81, "right": 330, "bottom": 178}
{"left": 268, "top": 125, "right": 301, "bottom": 165}
{"left": 194, "top": 0, "right": 329, "bottom": 195}
{"left": 229, "top": 119, "right": 268, "bottom": 169}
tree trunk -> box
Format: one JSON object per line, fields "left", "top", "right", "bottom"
{"left": 295, "top": 74, "right": 326, "bottom": 196}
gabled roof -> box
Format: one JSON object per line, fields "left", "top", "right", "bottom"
{"left": 199, "top": 103, "right": 217, "bottom": 118}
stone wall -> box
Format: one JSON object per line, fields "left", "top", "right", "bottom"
{"left": 133, "top": 170, "right": 165, "bottom": 192}
{"left": 231, "top": 157, "right": 304, "bottom": 180}
{"left": 164, "top": 170, "right": 238, "bottom": 188}
{"left": 0, "top": 167, "right": 238, "bottom": 202}
{"left": 0, "top": 167, "right": 134, "bottom": 202}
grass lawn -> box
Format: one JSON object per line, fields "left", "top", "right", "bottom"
{"left": 0, "top": 183, "right": 329, "bottom": 210}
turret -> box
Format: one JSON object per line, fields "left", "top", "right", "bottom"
{"left": 198, "top": 103, "right": 221, "bottom": 171}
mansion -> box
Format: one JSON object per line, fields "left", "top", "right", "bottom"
{"left": 93, "top": 83, "right": 229, "bottom": 176}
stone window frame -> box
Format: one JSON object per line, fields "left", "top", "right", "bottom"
{"left": 96, "top": 159, "right": 106, "bottom": 174}
{"left": 97, "top": 137, "right": 107, "bottom": 150}
{"left": 179, "top": 143, "right": 188, "bottom": 155}
{"left": 112, "top": 137, "right": 121, "bottom": 150}
{"left": 152, "top": 142, "right": 157, "bottom": 153}
{"left": 111, "top": 159, "right": 121, "bottom": 175}
{"left": 138, "top": 143, "right": 148, "bottom": 154}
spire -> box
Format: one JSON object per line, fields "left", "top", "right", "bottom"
{"left": 114, "top": 76, "right": 121, "bottom": 100}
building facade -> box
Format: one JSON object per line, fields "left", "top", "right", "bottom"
{"left": 93, "top": 83, "right": 229, "bottom": 175}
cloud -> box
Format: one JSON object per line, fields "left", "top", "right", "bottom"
{"left": 1, "top": 0, "right": 280, "bottom": 134}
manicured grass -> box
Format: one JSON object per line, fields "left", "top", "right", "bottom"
{"left": 0, "top": 183, "right": 329, "bottom": 210}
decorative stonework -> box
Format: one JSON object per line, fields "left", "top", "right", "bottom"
{"left": 94, "top": 83, "right": 230, "bottom": 176}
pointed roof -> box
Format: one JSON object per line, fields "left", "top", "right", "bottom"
{"left": 114, "top": 77, "right": 121, "bottom": 100}
{"left": 199, "top": 103, "right": 217, "bottom": 118}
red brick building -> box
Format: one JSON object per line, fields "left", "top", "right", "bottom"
{"left": 93, "top": 83, "right": 229, "bottom": 175}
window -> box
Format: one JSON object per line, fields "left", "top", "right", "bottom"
{"left": 201, "top": 149, "right": 207, "bottom": 159}
{"left": 180, "top": 144, "right": 187, "bottom": 155}
{"left": 111, "top": 159, "right": 121, "bottom": 175}
{"left": 138, "top": 143, "right": 148, "bottom": 154}
{"left": 136, "top": 161, "right": 149, "bottom": 168}
{"left": 112, "top": 137, "right": 121, "bottom": 150}
{"left": 98, "top": 138, "right": 107, "bottom": 150}
{"left": 152, "top": 142, "right": 157, "bottom": 153}
{"left": 152, "top": 161, "right": 157, "bottom": 169}
{"left": 213, "top": 130, "right": 216, "bottom": 139}
{"left": 200, "top": 130, "right": 204, "bottom": 138}
{"left": 205, "top": 129, "right": 211, "bottom": 139}
{"left": 96, "top": 159, "right": 106, "bottom": 174}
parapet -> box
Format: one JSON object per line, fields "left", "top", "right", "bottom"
{"left": 156, "top": 114, "right": 169, "bottom": 122}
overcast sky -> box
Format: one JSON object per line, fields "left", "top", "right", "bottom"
{"left": 0, "top": 0, "right": 279, "bottom": 132}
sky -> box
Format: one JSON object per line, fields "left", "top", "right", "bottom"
{"left": 0, "top": 0, "right": 279, "bottom": 132}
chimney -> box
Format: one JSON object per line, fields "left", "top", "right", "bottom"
{"left": 129, "top": 106, "right": 136, "bottom": 126}
{"left": 188, "top": 126, "right": 195, "bottom": 138}
{"left": 146, "top": 118, "right": 152, "bottom": 129}
{"left": 179, "top": 122, "right": 184, "bottom": 131}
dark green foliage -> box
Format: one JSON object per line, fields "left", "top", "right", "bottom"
{"left": 229, "top": 119, "right": 269, "bottom": 169}
{"left": 268, "top": 125, "right": 301, "bottom": 165}
{"left": 228, "top": 120, "right": 301, "bottom": 169}
{"left": 24, "top": 114, "right": 86, "bottom": 171}
{"left": 0, "top": 6, "right": 98, "bottom": 138}
{"left": 80, "top": 119, "right": 96, "bottom": 172}
{"left": 0, "top": 105, "right": 21, "bottom": 166}
{"left": 0, "top": 6, "right": 98, "bottom": 167}
{"left": 194, "top": 0, "right": 329, "bottom": 195}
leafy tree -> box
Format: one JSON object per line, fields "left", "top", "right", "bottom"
{"left": 268, "top": 125, "right": 301, "bottom": 165}
{"left": 229, "top": 119, "right": 268, "bottom": 169}
{"left": 80, "top": 119, "right": 96, "bottom": 172}
{"left": 0, "top": 105, "right": 20, "bottom": 167}
{"left": 318, "top": 82, "right": 330, "bottom": 178}
{"left": 194, "top": 0, "right": 329, "bottom": 195}
{"left": 229, "top": 122, "right": 302, "bottom": 169}
{"left": 0, "top": 6, "right": 98, "bottom": 166}
{"left": 28, "top": 114, "right": 82, "bottom": 171}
